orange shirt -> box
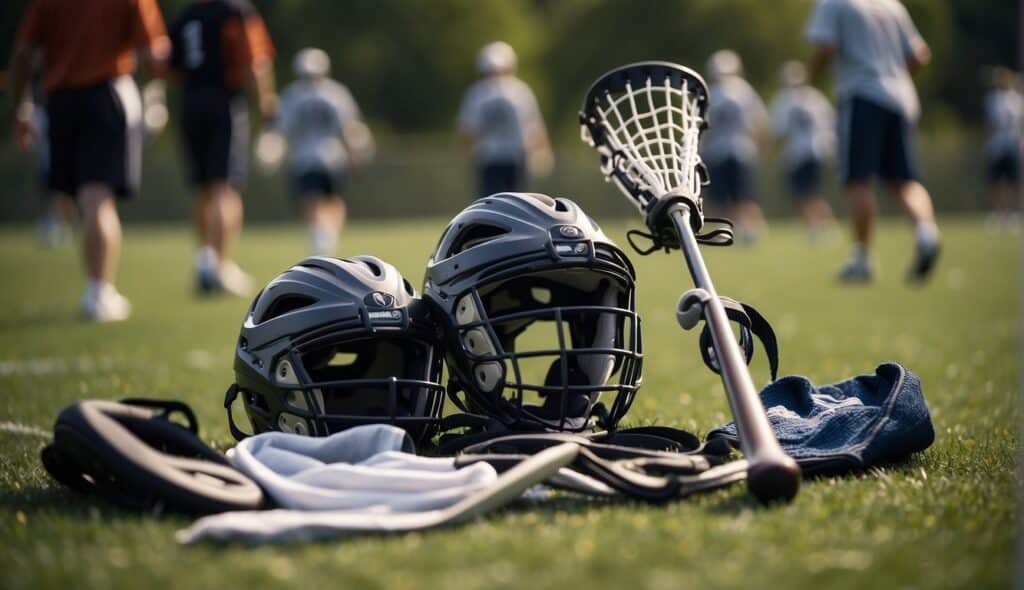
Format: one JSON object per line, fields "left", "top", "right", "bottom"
{"left": 16, "top": 0, "right": 169, "bottom": 92}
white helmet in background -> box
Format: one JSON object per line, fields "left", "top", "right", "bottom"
{"left": 779, "top": 60, "right": 807, "bottom": 88}
{"left": 293, "top": 48, "right": 330, "bottom": 78}
{"left": 477, "top": 41, "right": 517, "bottom": 76}
{"left": 707, "top": 49, "right": 742, "bottom": 81}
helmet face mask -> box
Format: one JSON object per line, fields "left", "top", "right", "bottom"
{"left": 451, "top": 267, "right": 641, "bottom": 431}
{"left": 232, "top": 257, "right": 445, "bottom": 443}
{"left": 425, "top": 193, "right": 643, "bottom": 432}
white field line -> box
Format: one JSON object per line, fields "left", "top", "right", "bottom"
{"left": 0, "top": 420, "right": 51, "bottom": 439}
{"left": 0, "top": 355, "right": 143, "bottom": 377}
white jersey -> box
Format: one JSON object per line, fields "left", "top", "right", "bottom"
{"left": 277, "top": 78, "right": 362, "bottom": 173}
{"left": 985, "top": 88, "right": 1024, "bottom": 158}
{"left": 700, "top": 76, "right": 767, "bottom": 165}
{"left": 457, "top": 75, "right": 544, "bottom": 164}
{"left": 805, "top": 0, "right": 925, "bottom": 121}
{"left": 770, "top": 85, "right": 836, "bottom": 166}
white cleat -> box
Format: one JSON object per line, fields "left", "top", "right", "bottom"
{"left": 81, "top": 285, "right": 132, "bottom": 323}
{"left": 218, "top": 261, "right": 254, "bottom": 298}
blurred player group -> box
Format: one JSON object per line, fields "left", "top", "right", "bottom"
{"left": 696, "top": 0, "right": 1018, "bottom": 284}
{"left": 7, "top": 0, "right": 1021, "bottom": 323}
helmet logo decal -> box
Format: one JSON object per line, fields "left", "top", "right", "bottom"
{"left": 367, "top": 292, "right": 396, "bottom": 308}
{"left": 559, "top": 225, "right": 583, "bottom": 238}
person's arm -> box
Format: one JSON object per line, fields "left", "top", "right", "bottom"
{"left": 807, "top": 43, "right": 835, "bottom": 85}
{"left": 8, "top": 44, "right": 37, "bottom": 151}
{"left": 804, "top": 0, "right": 838, "bottom": 85}
{"left": 523, "top": 87, "right": 554, "bottom": 177}
{"left": 905, "top": 41, "right": 930, "bottom": 75}
{"left": 336, "top": 86, "right": 374, "bottom": 169}
{"left": 898, "top": 4, "right": 930, "bottom": 76}
{"left": 242, "top": 14, "right": 278, "bottom": 125}
{"left": 455, "top": 88, "right": 478, "bottom": 156}
{"left": 8, "top": 1, "right": 42, "bottom": 150}
{"left": 131, "top": 0, "right": 170, "bottom": 78}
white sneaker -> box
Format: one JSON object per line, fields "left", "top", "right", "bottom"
{"left": 81, "top": 285, "right": 131, "bottom": 322}
{"left": 218, "top": 261, "right": 254, "bottom": 297}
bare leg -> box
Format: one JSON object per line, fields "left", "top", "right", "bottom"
{"left": 887, "top": 180, "right": 936, "bottom": 227}
{"left": 306, "top": 195, "right": 347, "bottom": 256}
{"left": 797, "top": 199, "right": 817, "bottom": 228}
{"left": 807, "top": 196, "right": 835, "bottom": 226}
{"left": 79, "top": 183, "right": 121, "bottom": 283}
{"left": 846, "top": 181, "right": 876, "bottom": 248}
{"left": 732, "top": 200, "right": 766, "bottom": 244}
{"left": 887, "top": 180, "right": 941, "bottom": 281}
{"left": 205, "top": 181, "right": 244, "bottom": 263}
{"left": 194, "top": 181, "right": 249, "bottom": 296}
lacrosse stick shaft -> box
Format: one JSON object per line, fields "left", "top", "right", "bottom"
{"left": 670, "top": 207, "right": 800, "bottom": 503}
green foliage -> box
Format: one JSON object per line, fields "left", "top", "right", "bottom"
{"left": 0, "top": 218, "right": 1016, "bottom": 589}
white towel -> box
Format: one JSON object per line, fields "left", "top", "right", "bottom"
{"left": 176, "top": 424, "right": 501, "bottom": 544}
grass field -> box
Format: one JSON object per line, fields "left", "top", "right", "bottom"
{"left": 0, "top": 217, "right": 1017, "bottom": 589}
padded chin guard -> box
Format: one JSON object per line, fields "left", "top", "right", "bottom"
{"left": 41, "top": 399, "right": 265, "bottom": 515}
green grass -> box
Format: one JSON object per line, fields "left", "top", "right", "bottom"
{"left": 0, "top": 217, "right": 1017, "bottom": 589}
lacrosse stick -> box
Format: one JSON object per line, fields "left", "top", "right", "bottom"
{"left": 579, "top": 62, "right": 799, "bottom": 503}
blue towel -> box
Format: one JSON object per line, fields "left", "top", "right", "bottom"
{"left": 707, "top": 363, "right": 935, "bottom": 476}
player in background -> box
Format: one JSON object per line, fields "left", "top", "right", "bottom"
{"left": 27, "top": 71, "right": 77, "bottom": 248}
{"left": 769, "top": 60, "right": 837, "bottom": 241}
{"left": 9, "top": 0, "right": 169, "bottom": 322}
{"left": 270, "top": 48, "right": 374, "bottom": 256}
{"left": 807, "top": 0, "right": 940, "bottom": 283}
{"left": 700, "top": 50, "right": 769, "bottom": 243}
{"left": 169, "top": 0, "right": 277, "bottom": 296}
{"left": 982, "top": 66, "right": 1022, "bottom": 230}
{"left": 457, "top": 41, "right": 553, "bottom": 198}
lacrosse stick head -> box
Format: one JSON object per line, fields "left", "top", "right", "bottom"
{"left": 579, "top": 62, "right": 710, "bottom": 234}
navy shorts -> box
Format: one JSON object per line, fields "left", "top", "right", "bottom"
{"left": 46, "top": 76, "right": 142, "bottom": 198}
{"left": 840, "top": 97, "right": 919, "bottom": 184}
{"left": 787, "top": 159, "right": 822, "bottom": 199}
{"left": 181, "top": 89, "right": 249, "bottom": 188}
{"left": 477, "top": 161, "right": 526, "bottom": 198}
{"left": 987, "top": 151, "right": 1020, "bottom": 184}
{"left": 290, "top": 168, "right": 347, "bottom": 199}
{"left": 705, "top": 157, "right": 755, "bottom": 205}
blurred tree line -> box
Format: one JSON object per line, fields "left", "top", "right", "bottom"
{"left": 0, "top": 0, "right": 1018, "bottom": 223}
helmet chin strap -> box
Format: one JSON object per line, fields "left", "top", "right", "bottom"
{"left": 529, "top": 357, "right": 595, "bottom": 427}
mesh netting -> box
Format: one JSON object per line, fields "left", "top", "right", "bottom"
{"left": 582, "top": 73, "right": 705, "bottom": 211}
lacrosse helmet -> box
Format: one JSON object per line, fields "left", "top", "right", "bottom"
{"left": 424, "top": 193, "right": 642, "bottom": 432}
{"left": 293, "top": 47, "right": 330, "bottom": 78}
{"left": 228, "top": 256, "right": 445, "bottom": 443}
{"left": 779, "top": 60, "right": 807, "bottom": 88}
{"left": 707, "top": 49, "right": 742, "bottom": 81}
{"left": 477, "top": 41, "right": 517, "bottom": 76}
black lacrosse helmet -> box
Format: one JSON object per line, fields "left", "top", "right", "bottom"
{"left": 228, "top": 256, "right": 445, "bottom": 443}
{"left": 424, "top": 193, "right": 642, "bottom": 432}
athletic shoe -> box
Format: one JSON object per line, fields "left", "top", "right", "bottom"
{"left": 218, "top": 261, "right": 254, "bottom": 297}
{"left": 81, "top": 285, "right": 131, "bottom": 323}
{"left": 194, "top": 247, "right": 222, "bottom": 295}
{"left": 195, "top": 267, "right": 222, "bottom": 295}
{"left": 836, "top": 259, "right": 874, "bottom": 284}
{"left": 37, "top": 217, "right": 68, "bottom": 248}
{"left": 906, "top": 239, "right": 941, "bottom": 283}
